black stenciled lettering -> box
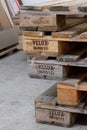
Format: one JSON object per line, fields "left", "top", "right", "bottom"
{"left": 49, "top": 111, "right": 65, "bottom": 119}
{"left": 36, "top": 64, "right": 55, "bottom": 70}
{"left": 33, "top": 46, "right": 48, "bottom": 50}
{"left": 32, "top": 40, "right": 49, "bottom": 46}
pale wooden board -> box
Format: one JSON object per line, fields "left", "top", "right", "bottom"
{"left": 57, "top": 44, "right": 87, "bottom": 62}
{"left": 54, "top": 57, "right": 87, "bottom": 68}
{"left": 22, "top": 36, "right": 77, "bottom": 57}
{"left": 28, "top": 59, "right": 65, "bottom": 80}
{"left": 21, "top": 0, "right": 87, "bottom": 12}
{"left": 20, "top": 14, "right": 65, "bottom": 31}
{"left": 52, "top": 22, "right": 87, "bottom": 38}
{"left": 36, "top": 108, "right": 77, "bottom": 127}
{"left": 35, "top": 83, "right": 87, "bottom": 114}
{"left": 23, "top": 31, "right": 45, "bottom": 37}
{"left": 80, "top": 31, "right": 87, "bottom": 39}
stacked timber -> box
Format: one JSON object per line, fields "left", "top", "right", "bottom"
{"left": 20, "top": 0, "right": 87, "bottom": 80}
{"left": 19, "top": 0, "right": 87, "bottom": 127}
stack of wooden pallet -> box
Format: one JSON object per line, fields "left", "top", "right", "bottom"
{"left": 20, "top": 0, "right": 87, "bottom": 127}
{"left": 20, "top": 0, "right": 87, "bottom": 80}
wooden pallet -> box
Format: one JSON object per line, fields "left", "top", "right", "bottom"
{"left": 35, "top": 83, "right": 87, "bottom": 127}
{"left": 20, "top": 0, "right": 87, "bottom": 15}
{"left": 23, "top": 31, "right": 81, "bottom": 57}
{"left": 27, "top": 55, "right": 87, "bottom": 80}
{"left": 0, "top": 44, "right": 18, "bottom": 57}
{"left": 27, "top": 56, "right": 66, "bottom": 80}
{"left": 20, "top": 15, "right": 87, "bottom": 32}
{"left": 20, "top": 20, "right": 87, "bottom": 43}
{"left": 20, "top": 14, "right": 65, "bottom": 31}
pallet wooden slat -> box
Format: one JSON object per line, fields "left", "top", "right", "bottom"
{"left": 20, "top": 14, "right": 65, "bottom": 31}
{"left": 21, "top": 0, "right": 87, "bottom": 12}
{"left": 28, "top": 58, "right": 65, "bottom": 80}
{"left": 57, "top": 44, "right": 87, "bottom": 62}
{"left": 52, "top": 22, "right": 87, "bottom": 38}
{"left": 78, "top": 4, "right": 87, "bottom": 12}
{"left": 48, "top": 0, "right": 87, "bottom": 11}
{"left": 36, "top": 108, "right": 77, "bottom": 127}
{"left": 80, "top": 31, "right": 87, "bottom": 39}
{"left": 35, "top": 84, "right": 77, "bottom": 127}
{"left": 35, "top": 84, "right": 87, "bottom": 113}
{"left": 23, "top": 35, "right": 78, "bottom": 57}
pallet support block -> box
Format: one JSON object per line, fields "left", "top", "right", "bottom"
{"left": 57, "top": 80, "right": 85, "bottom": 106}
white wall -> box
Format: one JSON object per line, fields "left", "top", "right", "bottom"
{"left": 22, "top": 0, "right": 51, "bottom": 5}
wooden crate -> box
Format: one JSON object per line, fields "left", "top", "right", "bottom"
{"left": 28, "top": 57, "right": 66, "bottom": 80}
{"left": 23, "top": 32, "right": 78, "bottom": 57}
{"left": 20, "top": 13, "right": 65, "bottom": 31}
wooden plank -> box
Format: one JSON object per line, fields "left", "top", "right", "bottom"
{"left": 35, "top": 83, "right": 87, "bottom": 114}
{"left": 78, "top": 4, "right": 87, "bottom": 12}
{"left": 22, "top": 36, "right": 77, "bottom": 57}
{"left": 20, "top": 8, "right": 87, "bottom": 16}
{"left": 36, "top": 108, "right": 77, "bottom": 127}
{"left": 28, "top": 59, "right": 65, "bottom": 80}
{"left": 62, "top": 17, "right": 87, "bottom": 31}
{"left": 35, "top": 83, "right": 57, "bottom": 106}
{"left": 21, "top": 0, "right": 87, "bottom": 12}
{"left": 19, "top": 32, "right": 87, "bottom": 42}
{"left": 23, "top": 31, "right": 45, "bottom": 37}
{"left": 20, "top": 14, "right": 65, "bottom": 31}
{"left": 20, "top": 0, "right": 75, "bottom": 11}
{"left": 52, "top": 57, "right": 87, "bottom": 68}
{"left": 23, "top": 38, "right": 59, "bottom": 56}
{"left": 38, "top": 17, "right": 87, "bottom": 32}
{"left": 48, "top": 0, "right": 87, "bottom": 11}
{"left": 57, "top": 44, "right": 87, "bottom": 62}
{"left": 20, "top": 5, "right": 42, "bottom": 11}
{"left": 80, "top": 32, "right": 87, "bottom": 39}
{"left": 52, "top": 22, "right": 87, "bottom": 38}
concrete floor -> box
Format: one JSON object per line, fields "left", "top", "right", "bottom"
{"left": 0, "top": 52, "right": 87, "bottom": 130}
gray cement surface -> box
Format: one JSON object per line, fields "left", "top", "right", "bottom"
{"left": 0, "top": 52, "right": 87, "bottom": 130}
